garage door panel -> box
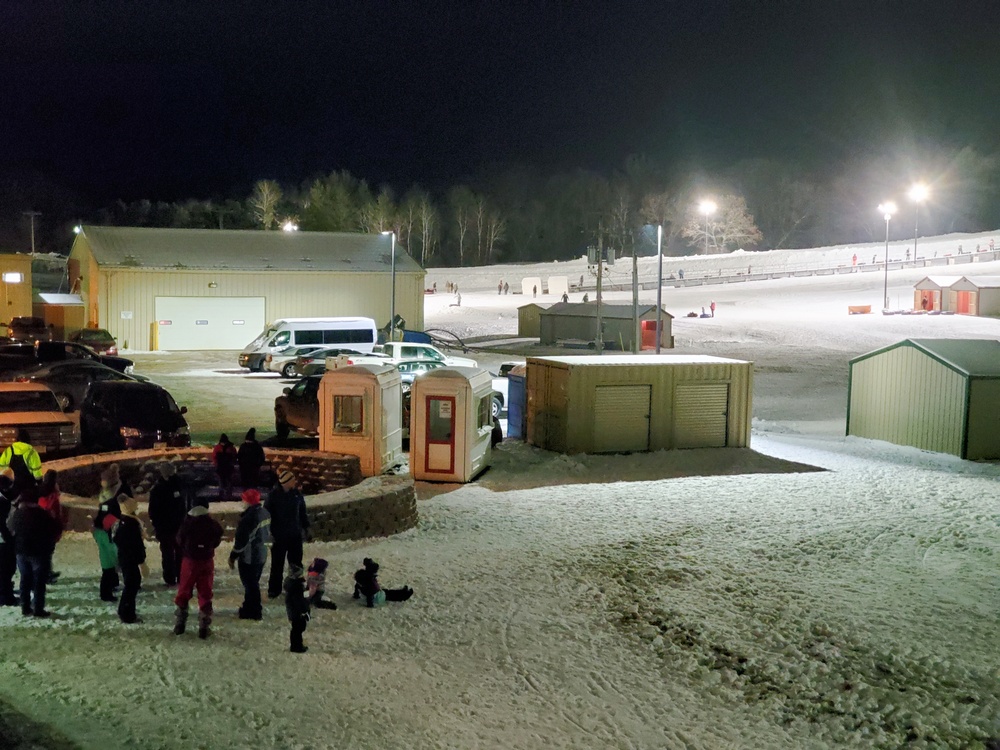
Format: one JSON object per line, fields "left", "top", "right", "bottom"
{"left": 593, "top": 384, "right": 650, "bottom": 453}
{"left": 155, "top": 297, "right": 265, "bottom": 351}
{"left": 674, "top": 383, "right": 729, "bottom": 448}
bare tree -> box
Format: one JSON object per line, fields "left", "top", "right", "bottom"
{"left": 484, "top": 211, "right": 506, "bottom": 263}
{"left": 681, "top": 193, "right": 762, "bottom": 253}
{"left": 359, "top": 187, "right": 396, "bottom": 234}
{"left": 416, "top": 192, "right": 438, "bottom": 266}
{"left": 447, "top": 185, "right": 476, "bottom": 266}
{"left": 250, "top": 180, "right": 282, "bottom": 230}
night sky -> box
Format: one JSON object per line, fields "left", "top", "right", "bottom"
{"left": 3, "top": 1, "right": 999, "bottom": 204}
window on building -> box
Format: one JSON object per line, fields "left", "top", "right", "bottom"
{"left": 477, "top": 394, "right": 492, "bottom": 431}
{"left": 333, "top": 394, "right": 364, "bottom": 433}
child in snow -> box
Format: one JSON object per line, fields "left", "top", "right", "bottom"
{"left": 112, "top": 494, "right": 149, "bottom": 624}
{"left": 352, "top": 557, "right": 413, "bottom": 608}
{"left": 284, "top": 565, "right": 310, "bottom": 653}
{"left": 173, "top": 497, "right": 224, "bottom": 639}
{"left": 306, "top": 557, "right": 337, "bottom": 610}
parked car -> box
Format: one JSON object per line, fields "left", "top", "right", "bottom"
{"left": 80, "top": 381, "right": 190, "bottom": 452}
{"left": 293, "top": 347, "right": 376, "bottom": 378}
{"left": 68, "top": 328, "right": 119, "bottom": 356}
{"left": 7, "top": 317, "right": 53, "bottom": 343}
{"left": 9, "top": 359, "right": 139, "bottom": 411}
{"left": 264, "top": 345, "right": 327, "bottom": 378}
{"left": 0, "top": 382, "right": 80, "bottom": 456}
{"left": 0, "top": 341, "right": 134, "bottom": 374}
{"left": 273, "top": 375, "right": 321, "bottom": 439}
{"left": 396, "top": 359, "right": 447, "bottom": 392}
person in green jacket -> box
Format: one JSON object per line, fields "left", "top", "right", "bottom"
{"left": 0, "top": 429, "right": 43, "bottom": 500}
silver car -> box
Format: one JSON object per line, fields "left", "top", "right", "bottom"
{"left": 264, "top": 345, "right": 326, "bottom": 378}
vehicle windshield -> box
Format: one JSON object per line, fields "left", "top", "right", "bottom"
{"left": 249, "top": 325, "right": 280, "bottom": 348}
{"left": 0, "top": 390, "right": 61, "bottom": 412}
{"left": 106, "top": 388, "right": 183, "bottom": 427}
{"left": 77, "top": 330, "right": 115, "bottom": 345}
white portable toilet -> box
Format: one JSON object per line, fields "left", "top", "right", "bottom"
{"left": 410, "top": 367, "right": 494, "bottom": 482}
{"left": 318, "top": 364, "right": 404, "bottom": 477}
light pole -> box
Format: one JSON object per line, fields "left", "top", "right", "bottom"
{"left": 381, "top": 231, "right": 397, "bottom": 342}
{"left": 655, "top": 224, "right": 663, "bottom": 354}
{"left": 698, "top": 199, "right": 717, "bottom": 255}
{"left": 908, "top": 182, "right": 929, "bottom": 262}
{"left": 878, "top": 201, "right": 896, "bottom": 310}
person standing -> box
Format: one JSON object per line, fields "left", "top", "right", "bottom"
{"left": 852, "top": 253, "right": 857, "bottom": 266}
{"left": 228, "top": 488, "right": 270, "bottom": 620}
{"left": 237, "top": 428, "right": 266, "bottom": 490}
{"left": 284, "top": 565, "right": 310, "bottom": 653}
{"left": 112, "top": 495, "right": 148, "bottom": 624}
{"left": 0, "top": 429, "right": 43, "bottom": 501}
{"left": 497, "top": 280, "right": 503, "bottom": 295}
{"left": 0, "top": 478, "right": 17, "bottom": 606}
{"left": 561, "top": 292, "right": 569, "bottom": 303}
{"left": 265, "top": 469, "right": 310, "bottom": 599}
{"left": 147, "top": 462, "right": 188, "bottom": 586}
{"left": 9, "top": 492, "right": 60, "bottom": 618}
{"left": 212, "top": 434, "right": 238, "bottom": 500}
{"left": 710, "top": 300, "right": 716, "bottom": 317}
{"left": 173, "top": 497, "right": 224, "bottom": 639}
{"left": 94, "top": 464, "right": 130, "bottom": 602}
{"left": 36, "top": 470, "right": 65, "bottom": 584}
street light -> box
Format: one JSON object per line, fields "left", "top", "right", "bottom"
{"left": 908, "top": 182, "right": 929, "bottom": 262}
{"left": 698, "top": 199, "right": 717, "bottom": 255}
{"left": 381, "top": 231, "right": 397, "bottom": 342}
{"left": 878, "top": 201, "right": 897, "bottom": 310}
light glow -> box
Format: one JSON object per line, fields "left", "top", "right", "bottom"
{"left": 698, "top": 199, "right": 717, "bottom": 216}
{"left": 908, "top": 183, "right": 929, "bottom": 203}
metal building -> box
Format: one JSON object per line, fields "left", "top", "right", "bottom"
{"left": 68, "top": 226, "right": 425, "bottom": 351}
{"left": 949, "top": 276, "right": 1000, "bottom": 316}
{"left": 538, "top": 302, "right": 673, "bottom": 351}
{"left": 847, "top": 338, "right": 1000, "bottom": 460}
{"left": 0, "top": 254, "right": 33, "bottom": 319}
{"left": 912, "top": 276, "right": 961, "bottom": 312}
{"left": 526, "top": 354, "right": 753, "bottom": 454}
{"left": 517, "top": 303, "right": 549, "bottom": 338}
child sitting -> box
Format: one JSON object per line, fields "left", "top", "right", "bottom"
{"left": 352, "top": 557, "right": 413, "bottom": 608}
{"left": 306, "top": 558, "right": 337, "bottom": 610}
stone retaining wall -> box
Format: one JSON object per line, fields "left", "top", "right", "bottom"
{"left": 47, "top": 448, "right": 417, "bottom": 542}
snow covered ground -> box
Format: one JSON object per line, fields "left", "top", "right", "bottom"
{"left": 2, "top": 236, "right": 1000, "bottom": 749}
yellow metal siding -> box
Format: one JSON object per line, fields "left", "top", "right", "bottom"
{"left": 849, "top": 346, "right": 966, "bottom": 455}
{"left": 95, "top": 268, "right": 425, "bottom": 350}
{"left": 0, "top": 255, "right": 34, "bottom": 318}
{"left": 966, "top": 379, "right": 1000, "bottom": 460}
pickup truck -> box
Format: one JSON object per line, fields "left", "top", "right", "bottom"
{"left": 333, "top": 342, "right": 478, "bottom": 369}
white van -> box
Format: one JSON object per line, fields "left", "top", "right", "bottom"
{"left": 238, "top": 317, "right": 378, "bottom": 371}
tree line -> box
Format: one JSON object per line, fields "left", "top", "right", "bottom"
{"left": 3, "top": 145, "right": 999, "bottom": 266}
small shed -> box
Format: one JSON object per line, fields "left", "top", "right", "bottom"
{"left": 949, "top": 276, "right": 1000, "bottom": 316}
{"left": 0, "top": 254, "right": 33, "bottom": 320}
{"left": 526, "top": 354, "right": 753, "bottom": 454}
{"left": 318, "top": 364, "right": 404, "bottom": 477}
{"left": 410, "top": 367, "right": 494, "bottom": 482}
{"left": 847, "top": 338, "right": 1000, "bottom": 460}
{"left": 538, "top": 303, "right": 674, "bottom": 351}
{"left": 913, "top": 276, "right": 961, "bottom": 312}
{"left": 517, "top": 303, "right": 549, "bottom": 338}
{"left": 33, "top": 293, "right": 85, "bottom": 339}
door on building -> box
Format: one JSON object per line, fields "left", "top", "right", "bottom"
{"left": 954, "top": 291, "right": 973, "bottom": 315}
{"left": 673, "top": 383, "right": 729, "bottom": 448}
{"left": 593, "top": 384, "right": 651, "bottom": 452}
{"left": 424, "top": 396, "right": 456, "bottom": 474}
{"left": 154, "top": 297, "right": 265, "bottom": 350}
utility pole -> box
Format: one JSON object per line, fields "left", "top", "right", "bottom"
{"left": 23, "top": 211, "right": 41, "bottom": 257}
{"left": 595, "top": 227, "right": 604, "bottom": 354}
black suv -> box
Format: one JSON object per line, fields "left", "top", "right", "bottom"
{"left": 80, "top": 381, "right": 190, "bottom": 452}
{"left": 7, "top": 317, "right": 52, "bottom": 343}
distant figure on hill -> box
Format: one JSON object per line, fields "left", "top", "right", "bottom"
{"left": 503, "top": 282, "right": 509, "bottom": 294}
{"left": 582, "top": 293, "right": 589, "bottom": 302}
{"left": 532, "top": 285, "right": 537, "bottom": 298}
{"left": 561, "top": 292, "right": 569, "bottom": 303}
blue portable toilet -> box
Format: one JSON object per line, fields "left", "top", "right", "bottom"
{"left": 506, "top": 365, "right": 527, "bottom": 439}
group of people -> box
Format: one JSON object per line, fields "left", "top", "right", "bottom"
{"left": 211, "top": 429, "right": 267, "bottom": 501}
{"left": 496, "top": 280, "right": 510, "bottom": 295}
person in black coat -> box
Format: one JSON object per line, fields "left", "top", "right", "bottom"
{"left": 147, "top": 462, "right": 188, "bottom": 586}
{"left": 352, "top": 558, "right": 413, "bottom": 608}
{"left": 264, "top": 469, "right": 310, "bottom": 599}
{"left": 9, "top": 493, "right": 61, "bottom": 617}
{"left": 0, "top": 477, "right": 17, "bottom": 606}
{"left": 237, "top": 428, "right": 266, "bottom": 490}
{"left": 284, "top": 565, "right": 310, "bottom": 653}
{"left": 112, "top": 495, "right": 148, "bottom": 624}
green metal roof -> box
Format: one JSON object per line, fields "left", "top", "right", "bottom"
{"left": 850, "top": 338, "right": 1000, "bottom": 378}
{"left": 75, "top": 225, "right": 425, "bottom": 274}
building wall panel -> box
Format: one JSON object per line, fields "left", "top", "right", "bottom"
{"left": 966, "top": 380, "right": 1000, "bottom": 460}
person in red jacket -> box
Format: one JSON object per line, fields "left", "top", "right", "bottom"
{"left": 173, "top": 497, "right": 223, "bottom": 639}
{"left": 211, "top": 433, "right": 238, "bottom": 501}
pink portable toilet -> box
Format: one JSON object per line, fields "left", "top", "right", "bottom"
{"left": 318, "top": 364, "right": 403, "bottom": 477}
{"left": 410, "top": 367, "right": 493, "bottom": 482}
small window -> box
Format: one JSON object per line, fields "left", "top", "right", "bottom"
{"left": 271, "top": 330, "right": 291, "bottom": 346}
{"left": 296, "top": 330, "right": 323, "bottom": 345}
{"left": 333, "top": 394, "right": 364, "bottom": 434}
{"left": 477, "top": 395, "right": 492, "bottom": 430}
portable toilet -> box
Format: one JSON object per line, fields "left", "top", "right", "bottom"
{"left": 506, "top": 364, "right": 528, "bottom": 439}
{"left": 318, "top": 364, "right": 404, "bottom": 477}
{"left": 410, "top": 367, "right": 494, "bottom": 482}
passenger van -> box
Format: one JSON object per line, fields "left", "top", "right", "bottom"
{"left": 238, "top": 317, "right": 377, "bottom": 371}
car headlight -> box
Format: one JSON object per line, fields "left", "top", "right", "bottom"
{"left": 59, "top": 426, "right": 80, "bottom": 445}
{"left": 120, "top": 427, "right": 142, "bottom": 438}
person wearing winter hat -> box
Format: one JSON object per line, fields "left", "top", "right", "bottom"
{"left": 8, "top": 492, "right": 60, "bottom": 617}
{"left": 147, "top": 461, "right": 188, "bottom": 586}
{"left": 306, "top": 557, "right": 337, "bottom": 610}
{"left": 264, "top": 469, "right": 310, "bottom": 599}
{"left": 284, "top": 564, "right": 310, "bottom": 653}
{"left": 93, "top": 463, "right": 132, "bottom": 602}
{"left": 211, "top": 434, "right": 238, "bottom": 501}
{"left": 237, "top": 428, "right": 266, "bottom": 490}
{"left": 352, "top": 557, "right": 413, "bottom": 608}
{"left": 173, "top": 496, "right": 224, "bottom": 639}
{"left": 228, "top": 488, "right": 270, "bottom": 620}
{"left": 112, "top": 494, "right": 149, "bottom": 624}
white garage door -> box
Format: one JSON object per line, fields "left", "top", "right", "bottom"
{"left": 155, "top": 297, "right": 265, "bottom": 351}
{"left": 673, "top": 383, "right": 729, "bottom": 448}
{"left": 593, "top": 384, "right": 651, "bottom": 453}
